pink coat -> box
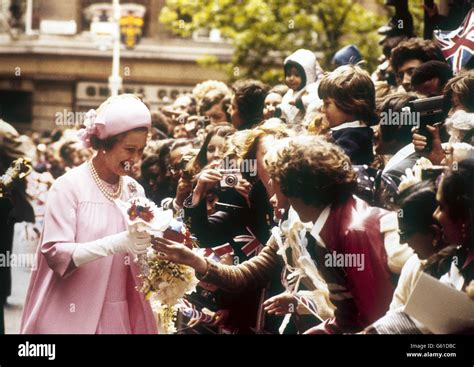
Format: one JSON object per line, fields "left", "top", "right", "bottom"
{"left": 20, "top": 163, "right": 157, "bottom": 334}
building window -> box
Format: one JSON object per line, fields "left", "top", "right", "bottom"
{"left": 0, "top": 90, "right": 33, "bottom": 124}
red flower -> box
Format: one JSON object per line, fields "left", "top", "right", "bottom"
{"left": 127, "top": 201, "right": 155, "bottom": 222}
{"left": 138, "top": 206, "right": 154, "bottom": 222}
{"left": 128, "top": 203, "right": 139, "bottom": 220}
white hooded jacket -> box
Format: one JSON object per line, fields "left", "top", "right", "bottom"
{"left": 280, "top": 49, "right": 324, "bottom": 126}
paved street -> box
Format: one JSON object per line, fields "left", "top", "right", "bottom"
{"left": 4, "top": 236, "right": 34, "bottom": 334}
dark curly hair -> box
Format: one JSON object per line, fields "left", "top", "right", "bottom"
{"left": 390, "top": 38, "right": 445, "bottom": 74}
{"left": 198, "top": 90, "right": 231, "bottom": 122}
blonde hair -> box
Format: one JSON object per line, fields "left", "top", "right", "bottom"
{"left": 443, "top": 70, "right": 474, "bottom": 112}
{"left": 192, "top": 80, "right": 231, "bottom": 104}
{"left": 240, "top": 118, "right": 291, "bottom": 162}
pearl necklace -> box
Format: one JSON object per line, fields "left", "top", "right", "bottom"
{"left": 88, "top": 160, "right": 123, "bottom": 201}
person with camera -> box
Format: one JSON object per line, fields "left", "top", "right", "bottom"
{"left": 410, "top": 60, "right": 453, "bottom": 97}
{"left": 183, "top": 121, "right": 290, "bottom": 249}
{"left": 412, "top": 70, "right": 474, "bottom": 165}
{"left": 382, "top": 71, "right": 472, "bottom": 189}
{"left": 180, "top": 158, "right": 260, "bottom": 334}
{"left": 180, "top": 122, "right": 291, "bottom": 333}
{"left": 183, "top": 160, "right": 253, "bottom": 258}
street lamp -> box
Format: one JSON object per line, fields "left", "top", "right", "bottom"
{"left": 25, "top": 0, "right": 33, "bottom": 35}
{"left": 108, "top": 0, "right": 122, "bottom": 97}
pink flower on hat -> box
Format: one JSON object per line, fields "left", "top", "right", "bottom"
{"left": 78, "top": 109, "right": 105, "bottom": 148}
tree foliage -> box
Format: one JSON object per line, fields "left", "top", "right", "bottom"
{"left": 159, "top": 0, "right": 388, "bottom": 83}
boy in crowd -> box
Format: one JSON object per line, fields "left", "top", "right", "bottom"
{"left": 389, "top": 38, "right": 445, "bottom": 92}
{"left": 410, "top": 60, "right": 453, "bottom": 97}
{"left": 229, "top": 79, "right": 268, "bottom": 131}
{"left": 318, "top": 65, "right": 378, "bottom": 165}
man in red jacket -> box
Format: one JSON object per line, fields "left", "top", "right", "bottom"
{"left": 154, "top": 135, "right": 396, "bottom": 334}
{"left": 265, "top": 135, "right": 395, "bottom": 333}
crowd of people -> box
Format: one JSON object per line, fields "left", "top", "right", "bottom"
{"left": 1, "top": 1, "right": 474, "bottom": 335}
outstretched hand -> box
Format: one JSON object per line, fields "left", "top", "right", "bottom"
{"left": 263, "top": 292, "right": 298, "bottom": 316}
{"left": 151, "top": 236, "right": 208, "bottom": 274}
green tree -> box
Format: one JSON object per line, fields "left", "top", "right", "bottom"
{"left": 159, "top": 0, "right": 388, "bottom": 84}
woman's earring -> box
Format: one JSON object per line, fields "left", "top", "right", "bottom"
{"left": 102, "top": 150, "right": 106, "bottom": 155}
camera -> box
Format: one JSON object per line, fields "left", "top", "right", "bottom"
{"left": 219, "top": 169, "right": 241, "bottom": 188}
{"left": 404, "top": 95, "right": 451, "bottom": 151}
{"left": 195, "top": 116, "right": 210, "bottom": 130}
{"left": 421, "top": 166, "right": 445, "bottom": 181}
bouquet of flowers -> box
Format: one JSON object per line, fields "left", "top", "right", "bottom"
{"left": 116, "top": 197, "right": 199, "bottom": 333}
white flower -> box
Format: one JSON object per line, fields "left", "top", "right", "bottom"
{"left": 147, "top": 248, "right": 158, "bottom": 261}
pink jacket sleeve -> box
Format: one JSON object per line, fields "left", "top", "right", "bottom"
{"left": 40, "top": 176, "right": 78, "bottom": 278}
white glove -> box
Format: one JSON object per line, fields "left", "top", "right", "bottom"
{"left": 72, "top": 230, "right": 151, "bottom": 267}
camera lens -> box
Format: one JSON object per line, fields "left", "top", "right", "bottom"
{"left": 224, "top": 174, "right": 237, "bottom": 187}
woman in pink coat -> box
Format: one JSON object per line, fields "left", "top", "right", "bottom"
{"left": 21, "top": 94, "right": 157, "bottom": 334}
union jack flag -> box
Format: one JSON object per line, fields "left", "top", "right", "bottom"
{"left": 434, "top": 5, "right": 474, "bottom": 74}
{"left": 295, "top": 295, "right": 318, "bottom": 316}
{"left": 234, "top": 228, "right": 263, "bottom": 258}
{"left": 202, "top": 243, "right": 234, "bottom": 259}
{"left": 294, "top": 295, "right": 325, "bottom": 322}
{"left": 180, "top": 299, "right": 215, "bottom": 323}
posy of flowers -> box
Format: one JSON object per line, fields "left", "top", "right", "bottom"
{"left": 127, "top": 201, "right": 155, "bottom": 222}
{"left": 116, "top": 197, "right": 199, "bottom": 334}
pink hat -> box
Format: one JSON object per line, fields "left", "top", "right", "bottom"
{"left": 78, "top": 96, "right": 151, "bottom": 148}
